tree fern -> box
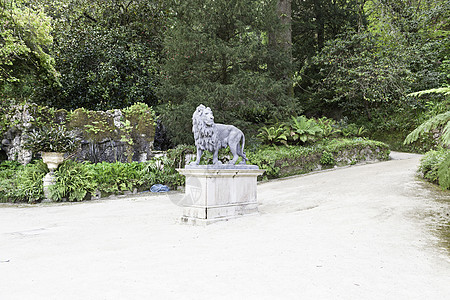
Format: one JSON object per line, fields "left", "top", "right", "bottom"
{"left": 437, "top": 152, "right": 450, "bottom": 190}
{"left": 404, "top": 87, "right": 450, "bottom": 146}
{"left": 408, "top": 87, "right": 450, "bottom": 97}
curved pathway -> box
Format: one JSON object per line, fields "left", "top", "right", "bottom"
{"left": 0, "top": 152, "right": 449, "bottom": 299}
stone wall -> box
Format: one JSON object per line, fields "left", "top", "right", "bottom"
{"left": 1, "top": 102, "right": 156, "bottom": 164}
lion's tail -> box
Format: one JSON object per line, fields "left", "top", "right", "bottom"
{"left": 241, "top": 133, "right": 247, "bottom": 160}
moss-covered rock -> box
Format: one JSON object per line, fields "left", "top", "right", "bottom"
{"left": 1, "top": 102, "right": 156, "bottom": 164}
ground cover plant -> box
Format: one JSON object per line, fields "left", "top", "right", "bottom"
{"left": 405, "top": 87, "right": 450, "bottom": 190}
{"left": 0, "top": 134, "right": 390, "bottom": 203}
{"left": 47, "top": 155, "right": 184, "bottom": 202}
{"left": 247, "top": 138, "right": 390, "bottom": 180}
{"left": 418, "top": 149, "right": 450, "bottom": 190}
{"left": 0, "top": 160, "right": 48, "bottom": 203}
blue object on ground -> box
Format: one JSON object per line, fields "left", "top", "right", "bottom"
{"left": 150, "top": 184, "right": 170, "bottom": 193}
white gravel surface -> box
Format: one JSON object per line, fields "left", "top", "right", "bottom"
{"left": 0, "top": 152, "right": 449, "bottom": 300}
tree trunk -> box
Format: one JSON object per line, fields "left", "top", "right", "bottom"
{"left": 269, "top": 0, "right": 293, "bottom": 97}
{"left": 313, "top": 0, "right": 325, "bottom": 50}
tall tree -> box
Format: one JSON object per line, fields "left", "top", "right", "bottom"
{"left": 34, "top": 0, "right": 167, "bottom": 110}
{"left": 0, "top": 0, "right": 58, "bottom": 99}
{"left": 158, "top": 0, "right": 297, "bottom": 145}
{"left": 269, "top": 0, "right": 293, "bottom": 96}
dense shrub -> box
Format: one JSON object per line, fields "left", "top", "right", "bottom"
{"left": 419, "top": 149, "right": 450, "bottom": 190}
{"left": 0, "top": 161, "right": 24, "bottom": 203}
{"left": 49, "top": 160, "right": 96, "bottom": 202}
{"left": 257, "top": 115, "right": 369, "bottom": 147}
{"left": 0, "top": 160, "right": 48, "bottom": 203}
{"left": 247, "top": 138, "right": 390, "bottom": 180}
{"left": 0, "top": 154, "right": 185, "bottom": 202}
{"left": 47, "top": 157, "right": 185, "bottom": 202}
{"left": 0, "top": 138, "right": 390, "bottom": 202}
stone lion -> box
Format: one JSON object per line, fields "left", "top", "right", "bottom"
{"left": 190, "top": 104, "right": 247, "bottom": 165}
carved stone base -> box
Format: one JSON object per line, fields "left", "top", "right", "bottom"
{"left": 176, "top": 166, "right": 265, "bottom": 225}
{"left": 42, "top": 172, "right": 56, "bottom": 202}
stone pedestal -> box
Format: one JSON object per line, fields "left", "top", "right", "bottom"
{"left": 176, "top": 165, "right": 265, "bottom": 225}
{"left": 42, "top": 172, "right": 56, "bottom": 202}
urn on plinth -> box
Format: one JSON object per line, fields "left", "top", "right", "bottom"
{"left": 41, "top": 152, "right": 65, "bottom": 172}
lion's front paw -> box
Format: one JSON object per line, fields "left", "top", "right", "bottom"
{"left": 213, "top": 161, "right": 223, "bottom": 165}
{"left": 190, "top": 161, "right": 199, "bottom": 166}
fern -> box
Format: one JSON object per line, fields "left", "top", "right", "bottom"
{"left": 404, "top": 111, "right": 450, "bottom": 146}
{"left": 408, "top": 87, "right": 450, "bottom": 97}
{"left": 437, "top": 152, "right": 450, "bottom": 190}
{"left": 404, "top": 87, "right": 450, "bottom": 146}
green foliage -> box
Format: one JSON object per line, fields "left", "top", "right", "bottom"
{"left": 0, "top": 160, "right": 23, "bottom": 202}
{"left": 437, "top": 152, "right": 450, "bottom": 190}
{"left": 48, "top": 157, "right": 185, "bottom": 201}
{"left": 89, "top": 161, "right": 143, "bottom": 194}
{"left": 257, "top": 115, "right": 369, "bottom": 146}
{"left": 165, "top": 144, "right": 196, "bottom": 169}
{"left": 287, "top": 116, "right": 323, "bottom": 144}
{"left": 68, "top": 103, "right": 156, "bottom": 154}
{"left": 320, "top": 150, "right": 335, "bottom": 166}
{"left": 419, "top": 149, "right": 450, "bottom": 190}
{"left": 157, "top": 0, "right": 297, "bottom": 145}
{"left": 340, "top": 123, "right": 368, "bottom": 138}
{"left": 257, "top": 124, "right": 288, "bottom": 146}
{"left": 316, "top": 117, "right": 341, "bottom": 138}
{"left": 22, "top": 125, "right": 81, "bottom": 153}
{"left": 141, "top": 156, "right": 185, "bottom": 189}
{"left": 0, "top": 0, "right": 58, "bottom": 98}
{"left": 15, "top": 160, "right": 48, "bottom": 203}
{"left": 248, "top": 138, "right": 390, "bottom": 180}
{"left": 34, "top": 0, "right": 166, "bottom": 110}
{"left": 405, "top": 111, "right": 450, "bottom": 146}
{"left": 404, "top": 87, "right": 450, "bottom": 147}
{"left": 49, "top": 160, "right": 96, "bottom": 202}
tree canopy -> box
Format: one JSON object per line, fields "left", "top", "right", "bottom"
{"left": 0, "top": 0, "right": 58, "bottom": 99}
{"left": 1, "top": 0, "right": 449, "bottom": 146}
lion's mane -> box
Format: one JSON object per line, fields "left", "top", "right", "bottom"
{"left": 192, "top": 105, "right": 220, "bottom": 153}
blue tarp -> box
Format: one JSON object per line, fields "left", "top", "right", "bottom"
{"left": 150, "top": 184, "right": 170, "bottom": 193}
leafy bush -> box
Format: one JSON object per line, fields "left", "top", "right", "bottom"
{"left": 0, "top": 161, "right": 23, "bottom": 203}
{"left": 49, "top": 160, "right": 96, "bottom": 202}
{"left": 23, "top": 126, "right": 81, "bottom": 153}
{"left": 437, "top": 153, "right": 450, "bottom": 190}
{"left": 257, "top": 115, "right": 370, "bottom": 146}
{"left": 257, "top": 124, "right": 288, "bottom": 145}
{"left": 248, "top": 138, "right": 389, "bottom": 180}
{"left": 316, "top": 117, "right": 341, "bottom": 138}
{"left": 287, "top": 116, "right": 323, "bottom": 144}
{"left": 15, "top": 160, "right": 48, "bottom": 203}
{"left": 89, "top": 161, "right": 144, "bottom": 194}
{"left": 141, "top": 156, "right": 185, "bottom": 189}
{"left": 419, "top": 149, "right": 450, "bottom": 190}
{"left": 320, "top": 150, "right": 335, "bottom": 166}
{"left": 404, "top": 87, "right": 450, "bottom": 148}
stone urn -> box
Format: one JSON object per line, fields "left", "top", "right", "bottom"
{"left": 41, "top": 152, "right": 65, "bottom": 172}
{"left": 41, "top": 152, "right": 64, "bottom": 202}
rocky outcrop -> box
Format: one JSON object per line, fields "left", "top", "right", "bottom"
{"left": 1, "top": 102, "right": 156, "bottom": 164}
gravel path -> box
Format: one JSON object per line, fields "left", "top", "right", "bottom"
{"left": 0, "top": 152, "right": 449, "bottom": 299}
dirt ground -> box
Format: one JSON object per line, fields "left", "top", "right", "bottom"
{"left": 0, "top": 152, "right": 449, "bottom": 299}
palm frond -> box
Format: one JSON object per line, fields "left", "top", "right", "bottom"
{"left": 404, "top": 111, "right": 450, "bottom": 146}
{"left": 408, "top": 87, "right": 450, "bottom": 97}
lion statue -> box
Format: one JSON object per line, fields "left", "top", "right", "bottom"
{"left": 190, "top": 104, "right": 247, "bottom": 165}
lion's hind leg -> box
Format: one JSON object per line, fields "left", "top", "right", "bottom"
{"left": 237, "top": 143, "right": 247, "bottom": 164}
{"left": 228, "top": 143, "right": 239, "bottom": 165}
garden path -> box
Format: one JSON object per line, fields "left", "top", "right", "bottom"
{"left": 0, "top": 152, "right": 449, "bottom": 299}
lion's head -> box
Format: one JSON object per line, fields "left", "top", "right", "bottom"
{"left": 192, "top": 104, "right": 218, "bottom": 152}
